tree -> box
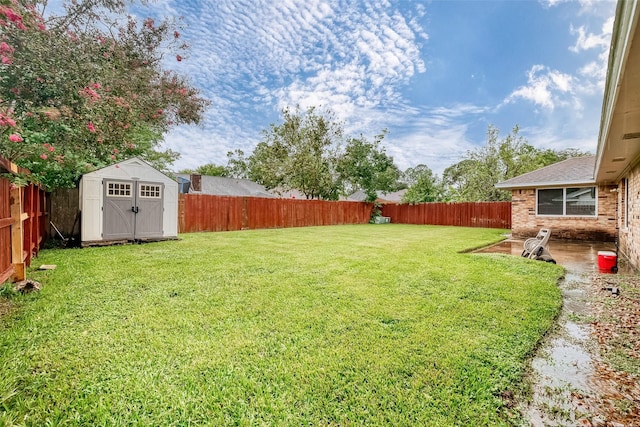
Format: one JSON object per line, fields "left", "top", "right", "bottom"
{"left": 401, "top": 164, "right": 444, "bottom": 203}
{"left": 180, "top": 163, "right": 229, "bottom": 176}
{"left": 442, "top": 125, "right": 589, "bottom": 201}
{"left": 0, "top": 1, "right": 209, "bottom": 189}
{"left": 336, "top": 130, "right": 401, "bottom": 202}
{"left": 225, "top": 149, "right": 249, "bottom": 179}
{"left": 248, "top": 106, "right": 342, "bottom": 200}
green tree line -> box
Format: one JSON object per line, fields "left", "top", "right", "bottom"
{"left": 184, "top": 108, "right": 588, "bottom": 203}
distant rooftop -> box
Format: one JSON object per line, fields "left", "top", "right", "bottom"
{"left": 176, "top": 174, "right": 275, "bottom": 198}
{"left": 347, "top": 189, "right": 407, "bottom": 203}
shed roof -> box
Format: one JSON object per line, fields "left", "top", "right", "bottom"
{"left": 83, "top": 157, "right": 177, "bottom": 185}
{"left": 495, "top": 156, "right": 596, "bottom": 189}
{"left": 176, "top": 174, "right": 275, "bottom": 198}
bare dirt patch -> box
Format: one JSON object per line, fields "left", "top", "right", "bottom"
{"left": 0, "top": 298, "right": 14, "bottom": 319}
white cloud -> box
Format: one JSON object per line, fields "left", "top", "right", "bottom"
{"left": 569, "top": 19, "right": 613, "bottom": 52}
{"left": 505, "top": 65, "right": 575, "bottom": 110}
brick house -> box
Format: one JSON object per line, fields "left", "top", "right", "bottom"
{"left": 496, "top": 0, "right": 640, "bottom": 270}
{"left": 496, "top": 156, "right": 617, "bottom": 241}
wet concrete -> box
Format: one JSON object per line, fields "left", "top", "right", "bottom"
{"left": 476, "top": 239, "right": 630, "bottom": 426}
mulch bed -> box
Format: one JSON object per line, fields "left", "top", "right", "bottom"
{"left": 582, "top": 273, "right": 640, "bottom": 426}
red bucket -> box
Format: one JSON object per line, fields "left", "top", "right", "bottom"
{"left": 598, "top": 251, "right": 617, "bottom": 273}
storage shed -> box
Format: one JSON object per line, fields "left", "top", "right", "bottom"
{"left": 79, "top": 157, "right": 178, "bottom": 245}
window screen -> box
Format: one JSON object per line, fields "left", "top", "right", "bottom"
{"left": 537, "top": 187, "right": 596, "bottom": 216}
{"left": 565, "top": 187, "right": 596, "bottom": 216}
{"left": 537, "top": 188, "right": 563, "bottom": 215}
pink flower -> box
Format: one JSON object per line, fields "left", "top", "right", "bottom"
{"left": 87, "top": 122, "right": 96, "bottom": 133}
{"left": 0, "top": 115, "right": 16, "bottom": 127}
{"left": 176, "top": 55, "right": 182, "bottom": 62}
{"left": 174, "top": 31, "right": 180, "bottom": 39}
{"left": 40, "top": 153, "right": 47, "bottom": 160}
{"left": 8, "top": 133, "right": 22, "bottom": 142}
{"left": 80, "top": 86, "right": 100, "bottom": 103}
{"left": 48, "top": 146, "right": 55, "bottom": 152}
{"left": 0, "top": 42, "right": 14, "bottom": 54}
{"left": 1, "top": 55, "right": 12, "bottom": 64}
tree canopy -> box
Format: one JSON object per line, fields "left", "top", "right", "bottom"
{"left": 401, "top": 164, "right": 444, "bottom": 204}
{"left": 337, "top": 131, "right": 401, "bottom": 202}
{"left": 245, "top": 106, "right": 340, "bottom": 199}
{"left": 0, "top": 0, "right": 208, "bottom": 189}
{"left": 442, "top": 125, "right": 590, "bottom": 201}
{"left": 179, "top": 163, "right": 229, "bottom": 177}
{"left": 243, "top": 106, "right": 403, "bottom": 201}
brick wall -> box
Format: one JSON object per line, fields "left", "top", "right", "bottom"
{"left": 619, "top": 163, "right": 640, "bottom": 269}
{"left": 511, "top": 185, "right": 617, "bottom": 241}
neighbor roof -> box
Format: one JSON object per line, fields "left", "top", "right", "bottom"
{"left": 176, "top": 174, "right": 275, "bottom": 198}
{"left": 346, "top": 189, "right": 407, "bottom": 203}
{"left": 495, "top": 156, "right": 596, "bottom": 189}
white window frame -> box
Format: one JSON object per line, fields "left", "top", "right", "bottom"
{"left": 536, "top": 186, "right": 597, "bottom": 217}
{"left": 106, "top": 181, "right": 132, "bottom": 198}
{"left": 139, "top": 184, "right": 162, "bottom": 199}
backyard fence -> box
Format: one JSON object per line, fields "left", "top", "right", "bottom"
{"left": 0, "top": 158, "right": 48, "bottom": 283}
{"left": 178, "top": 194, "right": 511, "bottom": 233}
{"left": 381, "top": 201, "right": 511, "bottom": 229}
{"left": 179, "top": 194, "right": 374, "bottom": 233}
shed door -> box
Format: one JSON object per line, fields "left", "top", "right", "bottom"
{"left": 134, "top": 182, "right": 164, "bottom": 239}
{"left": 103, "top": 180, "right": 135, "bottom": 240}
{"left": 102, "top": 180, "right": 164, "bottom": 240}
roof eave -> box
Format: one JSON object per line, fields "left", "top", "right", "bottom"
{"left": 495, "top": 179, "right": 597, "bottom": 190}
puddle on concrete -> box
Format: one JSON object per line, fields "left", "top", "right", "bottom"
{"left": 476, "top": 239, "right": 628, "bottom": 426}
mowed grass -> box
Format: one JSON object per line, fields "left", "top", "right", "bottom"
{"left": 0, "top": 225, "right": 563, "bottom": 426}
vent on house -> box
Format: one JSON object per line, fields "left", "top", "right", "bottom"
{"left": 622, "top": 132, "right": 640, "bottom": 140}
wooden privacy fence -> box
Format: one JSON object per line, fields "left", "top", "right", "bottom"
{"left": 0, "top": 158, "right": 48, "bottom": 283}
{"left": 178, "top": 194, "right": 512, "bottom": 233}
{"left": 179, "top": 194, "right": 374, "bottom": 233}
{"left": 381, "top": 201, "right": 512, "bottom": 229}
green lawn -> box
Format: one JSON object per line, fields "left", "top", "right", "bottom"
{"left": 0, "top": 225, "right": 563, "bottom": 426}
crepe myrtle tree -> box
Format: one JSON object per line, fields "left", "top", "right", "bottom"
{"left": 0, "top": 0, "right": 209, "bottom": 189}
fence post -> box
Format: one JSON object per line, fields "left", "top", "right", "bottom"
{"left": 10, "top": 186, "right": 25, "bottom": 281}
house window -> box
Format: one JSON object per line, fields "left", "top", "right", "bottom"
{"left": 107, "top": 182, "right": 132, "bottom": 197}
{"left": 537, "top": 187, "right": 596, "bottom": 216}
{"left": 139, "top": 184, "right": 161, "bottom": 198}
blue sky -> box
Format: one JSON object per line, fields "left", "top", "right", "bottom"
{"left": 129, "top": 0, "right": 615, "bottom": 175}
